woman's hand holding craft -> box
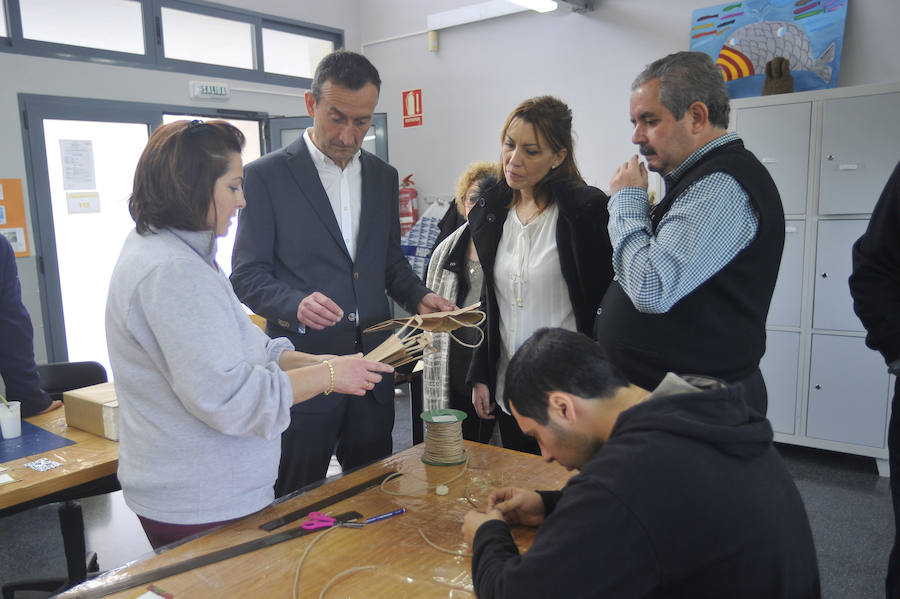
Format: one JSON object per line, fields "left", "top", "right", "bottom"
{"left": 487, "top": 487, "right": 545, "bottom": 527}
{"left": 472, "top": 383, "right": 495, "bottom": 419}
{"left": 462, "top": 507, "right": 504, "bottom": 546}
{"left": 330, "top": 354, "right": 394, "bottom": 396}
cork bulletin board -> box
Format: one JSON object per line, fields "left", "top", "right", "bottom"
{"left": 0, "top": 178, "right": 31, "bottom": 257}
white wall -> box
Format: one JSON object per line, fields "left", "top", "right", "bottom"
{"left": 0, "top": 1, "right": 359, "bottom": 364}
{"left": 4, "top": 0, "right": 900, "bottom": 365}
{"left": 360, "top": 0, "right": 900, "bottom": 201}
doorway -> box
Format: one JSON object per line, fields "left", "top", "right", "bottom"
{"left": 20, "top": 95, "right": 266, "bottom": 374}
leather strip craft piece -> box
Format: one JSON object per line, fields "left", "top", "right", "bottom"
{"left": 362, "top": 302, "right": 485, "bottom": 334}
{"left": 363, "top": 303, "right": 486, "bottom": 364}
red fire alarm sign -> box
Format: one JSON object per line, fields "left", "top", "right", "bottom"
{"left": 402, "top": 89, "right": 423, "bottom": 128}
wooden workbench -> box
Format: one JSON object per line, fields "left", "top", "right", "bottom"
{"left": 61, "top": 442, "right": 571, "bottom": 598}
{"left": 0, "top": 407, "right": 118, "bottom": 511}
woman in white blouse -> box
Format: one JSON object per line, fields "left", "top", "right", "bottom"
{"left": 467, "top": 96, "right": 614, "bottom": 453}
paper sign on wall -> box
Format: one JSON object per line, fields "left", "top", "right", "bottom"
{"left": 402, "top": 89, "right": 423, "bottom": 128}
{"left": 0, "top": 178, "right": 31, "bottom": 257}
{"left": 60, "top": 139, "right": 97, "bottom": 190}
{"left": 67, "top": 191, "right": 101, "bottom": 214}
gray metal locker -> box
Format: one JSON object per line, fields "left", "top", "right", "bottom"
{"left": 807, "top": 334, "right": 890, "bottom": 448}
{"left": 767, "top": 221, "right": 804, "bottom": 327}
{"left": 760, "top": 330, "right": 800, "bottom": 434}
{"left": 812, "top": 219, "right": 867, "bottom": 332}
{"left": 820, "top": 92, "right": 900, "bottom": 215}
{"left": 736, "top": 103, "right": 810, "bottom": 215}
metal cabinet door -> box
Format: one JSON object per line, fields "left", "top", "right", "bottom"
{"left": 736, "top": 103, "right": 810, "bottom": 215}
{"left": 807, "top": 334, "right": 889, "bottom": 448}
{"left": 767, "top": 220, "right": 804, "bottom": 327}
{"left": 820, "top": 92, "right": 900, "bottom": 215}
{"left": 813, "top": 219, "right": 867, "bottom": 331}
{"left": 760, "top": 330, "right": 800, "bottom": 435}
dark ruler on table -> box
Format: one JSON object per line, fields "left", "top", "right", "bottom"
{"left": 61, "top": 510, "right": 363, "bottom": 599}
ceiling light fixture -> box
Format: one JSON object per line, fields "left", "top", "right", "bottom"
{"left": 507, "top": 0, "right": 558, "bottom": 12}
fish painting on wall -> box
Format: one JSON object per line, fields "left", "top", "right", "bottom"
{"left": 690, "top": 0, "right": 848, "bottom": 98}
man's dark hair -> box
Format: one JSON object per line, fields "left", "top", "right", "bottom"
{"left": 129, "top": 120, "right": 244, "bottom": 235}
{"left": 633, "top": 51, "right": 731, "bottom": 128}
{"left": 505, "top": 328, "right": 629, "bottom": 425}
{"left": 310, "top": 50, "right": 381, "bottom": 100}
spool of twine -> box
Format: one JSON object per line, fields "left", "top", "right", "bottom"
{"left": 420, "top": 409, "right": 467, "bottom": 466}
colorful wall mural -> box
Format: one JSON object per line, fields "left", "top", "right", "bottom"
{"left": 690, "top": 1, "right": 849, "bottom": 98}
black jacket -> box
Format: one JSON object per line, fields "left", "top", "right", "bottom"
{"left": 0, "top": 234, "right": 52, "bottom": 417}
{"left": 471, "top": 377, "right": 821, "bottom": 599}
{"left": 466, "top": 179, "right": 613, "bottom": 394}
{"left": 850, "top": 160, "right": 900, "bottom": 365}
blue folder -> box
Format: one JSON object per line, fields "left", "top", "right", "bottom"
{"left": 0, "top": 421, "right": 75, "bottom": 464}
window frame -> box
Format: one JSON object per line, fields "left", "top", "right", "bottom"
{"left": 0, "top": 0, "right": 343, "bottom": 88}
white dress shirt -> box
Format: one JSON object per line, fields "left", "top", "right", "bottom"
{"left": 303, "top": 128, "right": 362, "bottom": 259}
{"left": 493, "top": 203, "right": 576, "bottom": 412}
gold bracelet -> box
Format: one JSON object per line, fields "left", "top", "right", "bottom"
{"left": 322, "top": 359, "right": 335, "bottom": 395}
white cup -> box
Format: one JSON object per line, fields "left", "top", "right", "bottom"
{"left": 0, "top": 401, "right": 22, "bottom": 439}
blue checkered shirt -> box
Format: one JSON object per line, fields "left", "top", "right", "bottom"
{"left": 608, "top": 132, "right": 759, "bottom": 313}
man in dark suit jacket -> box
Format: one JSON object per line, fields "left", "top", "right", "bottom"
{"left": 231, "top": 51, "right": 453, "bottom": 497}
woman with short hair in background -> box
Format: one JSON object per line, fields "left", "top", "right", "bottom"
{"left": 424, "top": 161, "right": 498, "bottom": 443}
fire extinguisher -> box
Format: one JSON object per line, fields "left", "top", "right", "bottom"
{"left": 399, "top": 174, "right": 419, "bottom": 237}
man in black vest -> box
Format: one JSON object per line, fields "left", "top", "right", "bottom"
{"left": 594, "top": 51, "right": 784, "bottom": 415}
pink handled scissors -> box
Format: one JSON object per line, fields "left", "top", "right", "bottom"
{"left": 301, "top": 511, "right": 337, "bottom": 530}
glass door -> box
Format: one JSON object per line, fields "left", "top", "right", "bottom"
{"left": 20, "top": 95, "right": 266, "bottom": 373}
{"left": 40, "top": 118, "right": 149, "bottom": 373}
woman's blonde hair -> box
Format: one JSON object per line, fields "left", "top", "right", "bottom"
{"left": 454, "top": 161, "right": 500, "bottom": 216}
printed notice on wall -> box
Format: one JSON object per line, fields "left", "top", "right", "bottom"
{"left": 0, "top": 228, "right": 27, "bottom": 253}
{"left": 60, "top": 139, "right": 97, "bottom": 190}
{"left": 67, "top": 191, "right": 101, "bottom": 214}
{"left": 0, "top": 179, "right": 31, "bottom": 257}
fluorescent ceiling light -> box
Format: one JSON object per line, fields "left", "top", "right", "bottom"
{"left": 427, "top": 1, "right": 528, "bottom": 31}
{"left": 508, "top": 0, "right": 558, "bottom": 12}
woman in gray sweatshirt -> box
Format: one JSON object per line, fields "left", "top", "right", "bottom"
{"left": 105, "top": 120, "right": 392, "bottom": 549}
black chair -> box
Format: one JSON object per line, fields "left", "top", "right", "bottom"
{"left": 36, "top": 361, "right": 108, "bottom": 402}
{"left": 2, "top": 361, "right": 111, "bottom": 599}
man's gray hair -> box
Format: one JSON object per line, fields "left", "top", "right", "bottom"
{"left": 632, "top": 51, "right": 730, "bottom": 128}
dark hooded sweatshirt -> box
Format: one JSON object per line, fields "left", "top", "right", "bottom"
{"left": 471, "top": 375, "right": 820, "bottom": 599}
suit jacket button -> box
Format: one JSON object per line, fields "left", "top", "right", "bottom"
{"left": 487, "top": 214, "right": 496, "bottom": 223}
{"left": 348, "top": 313, "right": 357, "bottom": 322}
{"left": 596, "top": 308, "right": 602, "bottom": 315}
{"left": 353, "top": 272, "right": 360, "bottom": 280}
{"left": 278, "top": 319, "right": 290, "bottom": 328}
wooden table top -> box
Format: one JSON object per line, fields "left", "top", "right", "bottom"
{"left": 0, "top": 406, "right": 119, "bottom": 511}
{"left": 61, "top": 442, "right": 572, "bottom": 599}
